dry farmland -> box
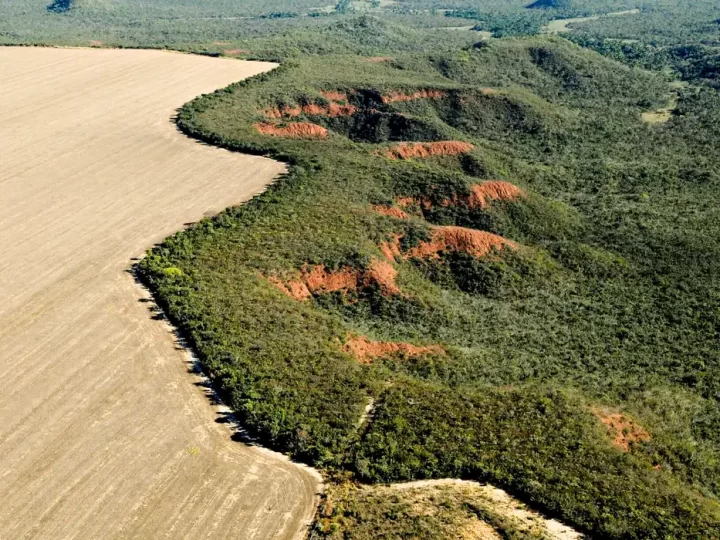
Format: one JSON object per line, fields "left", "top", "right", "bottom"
{"left": 0, "top": 47, "right": 319, "bottom": 539}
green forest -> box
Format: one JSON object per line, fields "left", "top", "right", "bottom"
{"left": 6, "top": 0, "right": 720, "bottom": 537}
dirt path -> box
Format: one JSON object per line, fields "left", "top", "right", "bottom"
{"left": 0, "top": 47, "right": 320, "bottom": 540}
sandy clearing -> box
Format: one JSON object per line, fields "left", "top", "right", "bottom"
{"left": 0, "top": 47, "right": 320, "bottom": 539}
{"left": 389, "top": 480, "right": 582, "bottom": 539}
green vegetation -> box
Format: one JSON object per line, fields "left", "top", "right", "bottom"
{"left": 134, "top": 36, "right": 720, "bottom": 537}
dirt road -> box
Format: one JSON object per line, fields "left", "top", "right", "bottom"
{"left": 0, "top": 47, "right": 320, "bottom": 539}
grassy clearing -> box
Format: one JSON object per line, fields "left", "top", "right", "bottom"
{"left": 311, "top": 480, "right": 579, "bottom": 539}
{"left": 138, "top": 37, "right": 720, "bottom": 538}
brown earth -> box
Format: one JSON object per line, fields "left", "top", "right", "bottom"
{"left": 0, "top": 47, "right": 320, "bottom": 540}
{"left": 394, "top": 181, "right": 524, "bottom": 212}
{"left": 396, "top": 196, "right": 417, "bottom": 207}
{"left": 343, "top": 336, "right": 444, "bottom": 364}
{"left": 381, "top": 89, "right": 447, "bottom": 103}
{"left": 255, "top": 121, "right": 329, "bottom": 138}
{"left": 268, "top": 259, "right": 400, "bottom": 300}
{"left": 383, "top": 141, "right": 475, "bottom": 160}
{"left": 467, "top": 181, "right": 525, "bottom": 208}
{"left": 380, "top": 234, "right": 403, "bottom": 262}
{"left": 89, "top": 40, "right": 103, "bottom": 47}
{"left": 592, "top": 407, "right": 651, "bottom": 452}
{"left": 372, "top": 204, "right": 410, "bottom": 219}
{"left": 366, "top": 56, "right": 394, "bottom": 63}
{"left": 408, "top": 226, "right": 517, "bottom": 259}
{"left": 320, "top": 90, "right": 349, "bottom": 102}
{"left": 390, "top": 481, "right": 582, "bottom": 539}
{"left": 364, "top": 258, "right": 401, "bottom": 295}
{"left": 264, "top": 102, "right": 357, "bottom": 118}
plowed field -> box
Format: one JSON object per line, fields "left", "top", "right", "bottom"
{"left": 0, "top": 47, "right": 319, "bottom": 540}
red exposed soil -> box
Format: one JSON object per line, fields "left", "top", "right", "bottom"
{"left": 267, "top": 258, "right": 400, "bottom": 300}
{"left": 592, "top": 408, "right": 651, "bottom": 452}
{"left": 264, "top": 102, "right": 357, "bottom": 118}
{"left": 395, "top": 197, "right": 417, "bottom": 208}
{"left": 264, "top": 106, "right": 302, "bottom": 118}
{"left": 383, "top": 141, "right": 474, "bottom": 160}
{"left": 407, "top": 226, "right": 516, "bottom": 259}
{"left": 266, "top": 275, "right": 312, "bottom": 300}
{"left": 254, "top": 122, "right": 328, "bottom": 139}
{"left": 224, "top": 49, "right": 251, "bottom": 56}
{"left": 381, "top": 89, "right": 447, "bottom": 104}
{"left": 366, "top": 56, "right": 394, "bottom": 63}
{"left": 372, "top": 205, "right": 409, "bottom": 219}
{"left": 364, "top": 259, "right": 401, "bottom": 295}
{"left": 380, "top": 234, "right": 402, "bottom": 262}
{"left": 393, "top": 181, "right": 523, "bottom": 212}
{"left": 343, "top": 335, "right": 445, "bottom": 364}
{"left": 89, "top": 40, "right": 103, "bottom": 47}
{"left": 467, "top": 181, "right": 525, "bottom": 209}
{"left": 303, "top": 265, "right": 358, "bottom": 293}
{"left": 320, "top": 90, "right": 350, "bottom": 102}
{"left": 307, "top": 102, "right": 358, "bottom": 116}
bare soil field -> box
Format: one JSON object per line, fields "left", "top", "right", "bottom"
{"left": 0, "top": 47, "right": 320, "bottom": 539}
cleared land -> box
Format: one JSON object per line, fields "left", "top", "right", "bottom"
{"left": 0, "top": 47, "right": 319, "bottom": 539}
{"left": 542, "top": 9, "right": 641, "bottom": 34}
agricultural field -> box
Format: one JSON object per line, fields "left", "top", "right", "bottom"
{"left": 4, "top": 0, "right": 720, "bottom": 538}
{"left": 0, "top": 47, "right": 319, "bottom": 539}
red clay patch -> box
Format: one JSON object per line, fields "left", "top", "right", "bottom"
{"left": 343, "top": 335, "right": 445, "bottom": 364}
{"left": 383, "top": 141, "right": 474, "bottom": 160}
{"left": 379, "top": 234, "right": 403, "bottom": 262}
{"left": 304, "top": 265, "right": 358, "bottom": 293}
{"left": 393, "top": 181, "right": 523, "bottom": 213}
{"left": 407, "top": 226, "right": 516, "bottom": 259}
{"left": 264, "top": 102, "right": 357, "bottom": 118}
{"left": 373, "top": 205, "right": 409, "bottom": 219}
{"left": 468, "top": 181, "right": 524, "bottom": 209}
{"left": 254, "top": 122, "right": 328, "bottom": 139}
{"left": 592, "top": 407, "right": 651, "bottom": 452}
{"left": 395, "top": 197, "right": 417, "bottom": 208}
{"left": 320, "top": 90, "right": 350, "bottom": 102}
{"left": 364, "top": 259, "right": 401, "bottom": 295}
{"left": 89, "top": 40, "right": 103, "bottom": 47}
{"left": 381, "top": 89, "right": 447, "bottom": 104}
{"left": 267, "top": 258, "right": 400, "bottom": 300}
{"left": 267, "top": 275, "right": 312, "bottom": 300}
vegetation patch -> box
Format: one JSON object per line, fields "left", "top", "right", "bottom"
{"left": 139, "top": 39, "right": 720, "bottom": 538}
{"left": 381, "top": 89, "right": 447, "bottom": 103}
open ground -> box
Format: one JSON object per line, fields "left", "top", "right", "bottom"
{"left": 0, "top": 47, "right": 319, "bottom": 539}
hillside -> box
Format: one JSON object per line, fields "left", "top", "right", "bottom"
{"left": 138, "top": 37, "right": 720, "bottom": 538}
